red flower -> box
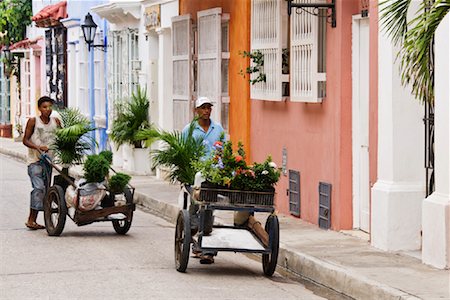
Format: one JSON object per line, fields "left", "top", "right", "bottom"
{"left": 214, "top": 141, "right": 223, "bottom": 147}
{"left": 235, "top": 155, "right": 243, "bottom": 162}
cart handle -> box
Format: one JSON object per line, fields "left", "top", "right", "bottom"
{"left": 37, "top": 149, "right": 77, "bottom": 188}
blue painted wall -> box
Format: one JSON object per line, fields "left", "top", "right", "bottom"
{"left": 66, "top": 0, "right": 109, "bottom": 152}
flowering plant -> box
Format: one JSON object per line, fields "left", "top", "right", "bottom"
{"left": 195, "top": 140, "right": 280, "bottom": 191}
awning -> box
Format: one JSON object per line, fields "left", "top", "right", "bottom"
{"left": 9, "top": 37, "right": 43, "bottom": 51}
{"left": 32, "top": 1, "right": 68, "bottom": 28}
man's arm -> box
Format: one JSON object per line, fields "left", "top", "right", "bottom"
{"left": 23, "top": 118, "right": 49, "bottom": 152}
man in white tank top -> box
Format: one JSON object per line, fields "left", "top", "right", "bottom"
{"left": 23, "top": 96, "right": 61, "bottom": 230}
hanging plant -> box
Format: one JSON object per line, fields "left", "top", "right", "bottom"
{"left": 239, "top": 50, "right": 267, "bottom": 85}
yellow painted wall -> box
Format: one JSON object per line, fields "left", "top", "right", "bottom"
{"left": 179, "top": 0, "right": 252, "bottom": 157}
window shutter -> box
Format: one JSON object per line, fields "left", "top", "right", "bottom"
{"left": 290, "top": 0, "right": 326, "bottom": 102}
{"left": 197, "top": 8, "right": 222, "bottom": 123}
{"left": 251, "top": 0, "right": 283, "bottom": 101}
{"left": 172, "top": 14, "right": 193, "bottom": 131}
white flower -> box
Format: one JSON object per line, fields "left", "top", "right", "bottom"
{"left": 268, "top": 162, "right": 277, "bottom": 168}
{"left": 262, "top": 170, "right": 269, "bottom": 175}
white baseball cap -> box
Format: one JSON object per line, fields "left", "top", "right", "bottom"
{"left": 195, "top": 96, "right": 213, "bottom": 108}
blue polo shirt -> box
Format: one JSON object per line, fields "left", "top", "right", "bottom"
{"left": 182, "top": 119, "right": 225, "bottom": 158}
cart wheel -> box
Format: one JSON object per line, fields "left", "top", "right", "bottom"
{"left": 175, "top": 209, "right": 191, "bottom": 272}
{"left": 44, "top": 185, "right": 67, "bottom": 236}
{"left": 262, "top": 214, "right": 279, "bottom": 276}
{"left": 112, "top": 211, "right": 133, "bottom": 235}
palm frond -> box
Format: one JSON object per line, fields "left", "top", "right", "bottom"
{"left": 110, "top": 86, "right": 152, "bottom": 148}
{"left": 51, "top": 108, "right": 95, "bottom": 165}
{"left": 380, "top": 0, "right": 412, "bottom": 45}
{"left": 151, "top": 120, "right": 205, "bottom": 184}
{"left": 399, "top": 0, "right": 450, "bottom": 103}
{"left": 380, "top": 0, "right": 450, "bottom": 104}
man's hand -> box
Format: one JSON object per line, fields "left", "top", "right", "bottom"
{"left": 38, "top": 146, "right": 49, "bottom": 152}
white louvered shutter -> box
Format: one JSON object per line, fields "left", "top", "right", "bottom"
{"left": 197, "top": 8, "right": 222, "bottom": 123}
{"left": 172, "top": 15, "right": 193, "bottom": 131}
{"left": 290, "top": 0, "right": 326, "bottom": 102}
{"left": 251, "top": 0, "right": 283, "bottom": 101}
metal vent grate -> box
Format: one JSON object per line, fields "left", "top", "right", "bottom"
{"left": 318, "top": 182, "right": 331, "bottom": 229}
{"left": 288, "top": 170, "right": 300, "bottom": 216}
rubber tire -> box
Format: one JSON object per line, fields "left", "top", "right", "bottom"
{"left": 112, "top": 211, "right": 133, "bottom": 235}
{"left": 175, "top": 210, "right": 191, "bottom": 272}
{"left": 124, "top": 187, "right": 133, "bottom": 204}
{"left": 262, "top": 214, "right": 279, "bottom": 276}
{"left": 44, "top": 185, "right": 67, "bottom": 236}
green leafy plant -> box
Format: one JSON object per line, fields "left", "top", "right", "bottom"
{"left": 239, "top": 50, "right": 266, "bottom": 85}
{"left": 110, "top": 86, "right": 152, "bottom": 148}
{"left": 83, "top": 153, "right": 111, "bottom": 183}
{"left": 99, "top": 150, "right": 113, "bottom": 165}
{"left": 51, "top": 108, "right": 95, "bottom": 165}
{"left": 150, "top": 120, "right": 205, "bottom": 184}
{"left": 108, "top": 172, "right": 131, "bottom": 194}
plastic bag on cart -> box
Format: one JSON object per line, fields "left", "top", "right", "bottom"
{"left": 65, "top": 185, "right": 77, "bottom": 208}
{"left": 77, "top": 182, "right": 107, "bottom": 211}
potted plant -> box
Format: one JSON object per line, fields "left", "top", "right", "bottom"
{"left": 108, "top": 172, "right": 131, "bottom": 194}
{"left": 51, "top": 108, "right": 95, "bottom": 190}
{"left": 149, "top": 120, "right": 205, "bottom": 184}
{"left": 109, "top": 86, "right": 154, "bottom": 174}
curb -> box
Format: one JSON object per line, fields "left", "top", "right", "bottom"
{"left": 0, "top": 147, "right": 422, "bottom": 300}
{"left": 0, "top": 147, "right": 27, "bottom": 163}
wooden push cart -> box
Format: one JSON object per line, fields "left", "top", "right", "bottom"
{"left": 175, "top": 183, "right": 279, "bottom": 276}
{"left": 41, "top": 155, "right": 135, "bottom": 236}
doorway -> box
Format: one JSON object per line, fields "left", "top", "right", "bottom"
{"left": 352, "top": 17, "right": 370, "bottom": 232}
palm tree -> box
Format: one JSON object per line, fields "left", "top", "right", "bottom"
{"left": 380, "top": 0, "right": 450, "bottom": 104}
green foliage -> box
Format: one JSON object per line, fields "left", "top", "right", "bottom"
{"left": 135, "top": 127, "right": 160, "bottom": 148}
{"left": 51, "top": 108, "right": 95, "bottom": 165}
{"left": 108, "top": 172, "right": 131, "bottom": 194}
{"left": 99, "top": 150, "right": 113, "bottom": 164}
{"left": 83, "top": 154, "right": 111, "bottom": 183}
{"left": 196, "top": 140, "right": 281, "bottom": 191}
{"left": 239, "top": 50, "right": 266, "bottom": 85}
{"left": 380, "top": 0, "right": 450, "bottom": 104}
{"left": 151, "top": 120, "right": 205, "bottom": 184}
{"left": 110, "top": 87, "right": 152, "bottom": 148}
{"left": 0, "top": 0, "right": 32, "bottom": 45}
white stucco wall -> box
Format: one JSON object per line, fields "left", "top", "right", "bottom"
{"left": 371, "top": 1, "right": 425, "bottom": 251}
{"left": 422, "top": 13, "right": 450, "bottom": 269}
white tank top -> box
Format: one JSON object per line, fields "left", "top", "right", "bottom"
{"left": 27, "top": 116, "right": 59, "bottom": 164}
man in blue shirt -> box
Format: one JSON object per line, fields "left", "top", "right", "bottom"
{"left": 182, "top": 96, "right": 225, "bottom": 158}
{"left": 182, "top": 97, "right": 225, "bottom": 264}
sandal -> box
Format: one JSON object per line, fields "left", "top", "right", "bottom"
{"left": 199, "top": 254, "right": 214, "bottom": 264}
{"left": 25, "top": 222, "right": 45, "bottom": 230}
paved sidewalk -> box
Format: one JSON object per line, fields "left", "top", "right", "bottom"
{"left": 1, "top": 137, "right": 449, "bottom": 300}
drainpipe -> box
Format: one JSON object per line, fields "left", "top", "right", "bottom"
{"left": 101, "top": 19, "right": 108, "bottom": 151}
{"left": 89, "top": 39, "right": 96, "bottom": 152}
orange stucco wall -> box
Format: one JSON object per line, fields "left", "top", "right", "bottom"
{"left": 179, "top": 0, "right": 251, "bottom": 155}
{"left": 250, "top": 0, "right": 360, "bottom": 230}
